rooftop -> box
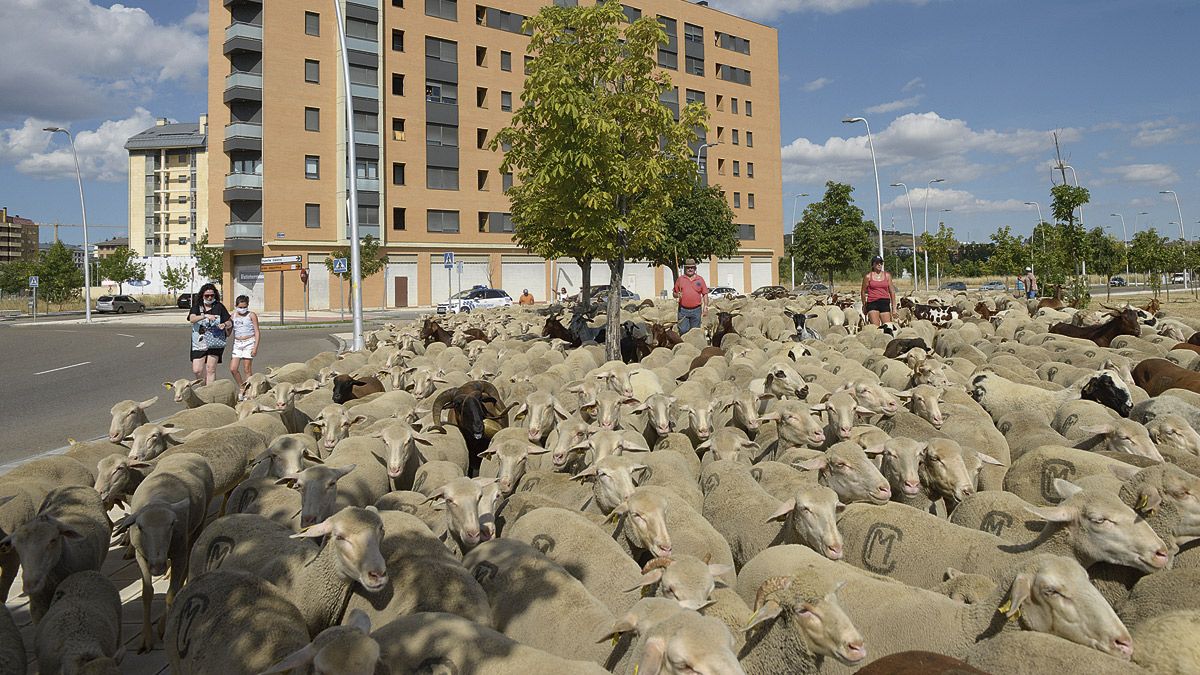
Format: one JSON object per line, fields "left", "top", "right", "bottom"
{"left": 124, "top": 121, "right": 206, "bottom": 151}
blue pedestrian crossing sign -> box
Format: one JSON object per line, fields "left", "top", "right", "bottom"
{"left": 332, "top": 257, "right": 348, "bottom": 274}
{"left": 443, "top": 252, "right": 455, "bottom": 269}
{"left": 28, "top": 276, "right": 38, "bottom": 288}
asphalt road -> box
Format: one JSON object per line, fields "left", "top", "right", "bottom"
{"left": 0, "top": 323, "right": 340, "bottom": 464}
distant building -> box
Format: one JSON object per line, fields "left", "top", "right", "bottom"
{"left": 0, "top": 207, "right": 39, "bottom": 262}
{"left": 38, "top": 242, "right": 85, "bottom": 269}
{"left": 95, "top": 236, "right": 130, "bottom": 259}
{"left": 125, "top": 116, "right": 209, "bottom": 258}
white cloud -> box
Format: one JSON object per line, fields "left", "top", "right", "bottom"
{"left": 901, "top": 77, "right": 924, "bottom": 93}
{"left": 802, "top": 77, "right": 834, "bottom": 92}
{"left": 0, "top": 0, "right": 206, "bottom": 122}
{"left": 864, "top": 95, "right": 924, "bottom": 114}
{"left": 709, "top": 0, "right": 931, "bottom": 21}
{"left": 0, "top": 108, "right": 155, "bottom": 182}
{"left": 883, "top": 187, "right": 1027, "bottom": 215}
{"left": 1101, "top": 164, "right": 1180, "bottom": 185}
{"left": 1131, "top": 120, "right": 1192, "bottom": 148}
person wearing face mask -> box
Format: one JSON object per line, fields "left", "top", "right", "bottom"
{"left": 187, "top": 283, "right": 232, "bottom": 385}
{"left": 229, "top": 294, "right": 260, "bottom": 394}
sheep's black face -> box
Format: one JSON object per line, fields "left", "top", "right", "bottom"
{"left": 969, "top": 374, "right": 988, "bottom": 403}
{"left": 1081, "top": 373, "right": 1133, "bottom": 418}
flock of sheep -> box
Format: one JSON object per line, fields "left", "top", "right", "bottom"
{"left": 4, "top": 288, "right": 1200, "bottom": 674}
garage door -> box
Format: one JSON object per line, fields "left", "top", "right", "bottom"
{"left": 501, "top": 257, "right": 547, "bottom": 301}
{"left": 624, "top": 262, "right": 656, "bottom": 300}
{"left": 232, "top": 254, "right": 263, "bottom": 311}
{"left": 306, "top": 256, "right": 330, "bottom": 310}
{"left": 716, "top": 259, "right": 744, "bottom": 293}
{"left": 751, "top": 257, "right": 773, "bottom": 291}
{"left": 385, "top": 256, "right": 418, "bottom": 308}
{"left": 430, "top": 256, "right": 490, "bottom": 303}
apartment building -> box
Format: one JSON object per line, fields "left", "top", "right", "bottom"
{"left": 125, "top": 117, "right": 210, "bottom": 257}
{"left": 0, "top": 207, "right": 39, "bottom": 262}
{"left": 207, "top": 0, "right": 781, "bottom": 311}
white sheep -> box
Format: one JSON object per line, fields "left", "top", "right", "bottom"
{"left": 164, "top": 377, "right": 237, "bottom": 408}
{"left": 34, "top": 570, "right": 122, "bottom": 675}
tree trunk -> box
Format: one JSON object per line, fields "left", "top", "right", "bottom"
{"left": 577, "top": 257, "right": 593, "bottom": 306}
{"left": 605, "top": 255, "right": 624, "bottom": 363}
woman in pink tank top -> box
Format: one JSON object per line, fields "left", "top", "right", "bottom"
{"left": 860, "top": 255, "right": 896, "bottom": 326}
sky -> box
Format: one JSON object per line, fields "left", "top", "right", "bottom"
{"left": 0, "top": 0, "right": 1197, "bottom": 247}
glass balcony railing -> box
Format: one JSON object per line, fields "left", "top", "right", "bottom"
{"left": 224, "top": 22, "right": 263, "bottom": 42}
{"left": 225, "top": 222, "right": 263, "bottom": 240}
{"left": 224, "top": 72, "right": 263, "bottom": 91}
{"left": 225, "top": 123, "right": 262, "bottom": 139}
{"left": 225, "top": 173, "right": 263, "bottom": 189}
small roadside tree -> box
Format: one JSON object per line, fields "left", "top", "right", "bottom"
{"left": 195, "top": 232, "right": 224, "bottom": 282}
{"left": 38, "top": 241, "right": 84, "bottom": 309}
{"left": 97, "top": 247, "right": 146, "bottom": 294}
{"left": 786, "top": 181, "right": 876, "bottom": 286}
{"left": 161, "top": 263, "right": 190, "bottom": 297}
{"left": 0, "top": 259, "right": 36, "bottom": 296}
{"left": 1129, "top": 228, "right": 1169, "bottom": 298}
{"left": 644, "top": 183, "right": 738, "bottom": 281}
{"left": 1086, "top": 228, "right": 1126, "bottom": 301}
{"left": 325, "top": 235, "right": 387, "bottom": 308}
{"left": 984, "top": 226, "right": 1030, "bottom": 279}
{"left": 921, "top": 222, "right": 957, "bottom": 286}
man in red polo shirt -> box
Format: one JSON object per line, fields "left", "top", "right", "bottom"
{"left": 673, "top": 258, "right": 709, "bottom": 335}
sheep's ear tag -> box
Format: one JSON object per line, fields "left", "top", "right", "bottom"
{"left": 641, "top": 585, "right": 653, "bottom": 598}
{"left": 605, "top": 511, "right": 621, "bottom": 524}
{"left": 996, "top": 599, "right": 1020, "bottom": 622}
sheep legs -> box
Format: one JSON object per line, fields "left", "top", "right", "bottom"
{"left": 135, "top": 552, "right": 156, "bottom": 654}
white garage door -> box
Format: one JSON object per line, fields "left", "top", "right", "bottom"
{"left": 307, "top": 256, "right": 330, "bottom": 310}
{"left": 232, "top": 254, "right": 263, "bottom": 311}
{"left": 716, "top": 259, "right": 744, "bottom": 293}
{"left": 751, "top": 257, "right": 774, "bottom": 290}
{"left": 430, "top": 257, "right": 490, "bottom": 302}
{"left": 624, "top": 262, "right": 656, "bottom": 300}
{"left": 501, "top": 257, "right": 547, "bottom": 301}
{"left": 385, "top": 257, "right": 418, "bottom": 308}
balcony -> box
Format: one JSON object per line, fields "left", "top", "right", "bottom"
{"left": 224, "top": 71, "right": 263, "bottom": 103}
{"left": 223, "top": 122, "right": 262, "bottom": 152}
{"left": 356, "top": 178, "right": 380, "bottom": 192}
{"left": 225, "top": 173, "right": 263, "bottom": 189}
{"left": 224, "top": 222, "right": 263, "bottom": 251}
{"left": 348, "top": 0, "right": 379, "bottom": 8}
{"left": 353, "top": 130, "right": 379, "bottom": 146}
{"left": 223, "top": 22, "right": 263, "bottom": 54}
{"left": 346, "top": 36, "right": 379, "bottom": 55}
{"left": 350, "top": 83, "right": 379, "bottom": 100}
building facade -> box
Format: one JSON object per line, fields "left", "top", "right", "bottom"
{"left": 126, "top": 117, "right": 210, "bottom": 258}
{"left": 207, "top": 0, "right": 782, "bottom": 311}
{"left": 0, "top": 207, "right": 39, "bottom": 262}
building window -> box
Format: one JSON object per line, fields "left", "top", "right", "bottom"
{"left": 392, "top": 73, "right": 405, "bottom": 96}
{"left": 392, "top": 162, "right": 406, "bottom": 185}
{"left": 392, "top": 118, "right": 406, "bottom": 141}
{"left": 346, "top": 18, "right": 377, "bottom": 41}
{"left": 305, "top": 203, "right": 321, "bottom": 228}
{"left": 425, "top": 36, "right": 458, "bottom": 63}
{"left": 717, "top": 64, "right": 752, "bottom": 85}
{"left": 501, "top": 91, "right": 513, "bottom": 112}
{"left": 476, "top": 128, "right": 488, "bottom": 149}
{"left": 304, "top": 11, "right": 320, "bottom": 36}
{"left": 657, "top": 49, "right": 677, "bottom": 70}
{"left": 392, "top": 29, "right": 404, "bottom": 51}
{"left": 747, "top": 162, "right": 754, "bottom": 178}
{"left": 427, "top": 166, "right": 459, "bottom": 190}
{"left": 524, "top": 55, "right": 533, "bottom": 74}
{"left": 748, "top": 194, "right": 755, "bottom": 209}
{"left": 358, "top": 205, "right": 379, "bottom": 227}
{"left": 685, "top": 89, "right": 704, "bottom": 105}
{"left": 738, "top": 224, "right": 756, "bottom": 240}
{"left": 502, "top": 172, "right": 513, "bottom": 192}
{"left": 716, "top": 126, "right": 724, "bottom": 142}
{"left": 685, "top": 56, "right": 704, "bottom": 76}
{"left": 356, "top": 160, "right": 378, "bottom": 180}
{"left": 731, "top": 98, "right": 738, "bottom": 114}
{"left": 683, "top": 23, "right": 703, "bottom": 44}
{"left": 716, "top": 95, "right": 724, "bottom": 111}
{"left": 746, "top": 131, "right": 753, "bottom": 147}
{"left": 717, "top": 158, "right": 725, "bottom": 175}
{"left": 426, "top": 0, "right": 457, "bottom": 21}
{"left": 425, "top": 79, "right": 458, "bottom": 104}
{"left": 392, "top": 207, "right": 406, "bottom": 230}
{"left": 304, "top": 107, "right": 320, "bottom": 131}
{"left": 349, "top": 64, "right": 377, "bottom": 86}
{"left": 500, "top": 50, "right": 512, "bottom": 71}
{"left": 426, "top": 122, "right": 458, "bottom": 146}
{"left": 393, "top": 0, "right": 404, "bottom": 6}
{"left": 304, "top": 59, "right": 320, "bottom": 83}
{"left": 476, "top": 87, "right": 488, "bottom": 108}
{"left": 427, "top": 209, "right": 460, "bottom": 233}
{"left": 733, "top": 192, "right": 741, "bottom": 208}
{"left": 732, "top": 129, "right": 739, "bottom": 146}
{"left": 554, "top": 0, "right": 577, "bottom": 6}
{"left": 733, "top": 161, "right": 740, "bottom": 177}
{"left": 716, "top": 32, "right": 752, "bottom": 55}
{"left": 353, "top": 110, "right": 379, "bottom": 132}
{"left": 305, "top": 155, "right": 319, "bottom": 179}
{"left": 475, "top": 45, "right": 488, "bottom": 67}
{"left": 746, "top": 101, "right": 753, "bottom": 117}
{"left": 478, "top": 170, "right": 489, "bottom": 191}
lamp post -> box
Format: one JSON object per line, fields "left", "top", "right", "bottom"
{"left": 843, "top": 117, "right": 884, "bottom": 260}
{"left": 890, "top": 182, "right": 918, "bottom": 290}
{"left": 1161, "top": 190, "right": 1186, "bottom": 289}
{"left": 43, "top": 127, "right": 91, "bottom": 323}
{"left": 922, "top": 178, "right": 945, "bottom": 291}
{"left": 333, "top": 1, "right": 364, "bottom": 351}
{"left": 1024, "top": 201, "right": 1044, "bottom": 272}
{"left": 1111, "top": 213, "right": 1129, "bottom": 277}
{"left": 694, "top": 141, "right": 719, "bottom": 175}
{"left": 789, "top": 192, "right": 808, "bottom": 289}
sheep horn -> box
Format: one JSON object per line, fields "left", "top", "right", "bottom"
{"left": 429, "top": 389, "right": 457, "bottom": 432}
{"left": 754, "top": 576, "right": 794, "bottom": 611}
{"left": 640, "top": 557, "right": 675, "bottom": 575}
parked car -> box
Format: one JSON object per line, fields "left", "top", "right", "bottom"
{"left": 1109, "top": 276, "right": 1128, "bottom": 287}
{"left": 176, "top": 293, "right": 193, "bottom": 309}
{"left": 96, "top": 295, "right": 145, "bottom": 314}
{"left": 750, "top": 285, "right": 789, "bottom": 300}
{"left": 436, "top": 286, "right": 513, "bottom": 314}
{"left": 1172, "top": 272, "right": 1186, "bottom": 284}
{"left": 939, "top": 281, "right": 968, "bottom": 292}
{"left": 793, "top": 282, "right": 831, "bottom": 296}
{"left": 979, "top": 281, "right": 1007, "bottom": 292}
{"left": 569, "top": 285, "right": 640, "bottom": 303}
{"left": 709, "top": 286, "right": 738, "bottom": 300}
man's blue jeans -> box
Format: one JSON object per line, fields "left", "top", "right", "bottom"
{"left": 678, "top": 305, "right": 702, "bottom": 335}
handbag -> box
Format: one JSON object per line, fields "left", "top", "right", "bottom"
{"left": 204, "top": 321, "right": 227, "bottom": 349}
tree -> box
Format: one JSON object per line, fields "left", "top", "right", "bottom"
{"left": 0, "top": 259, "right": 36, "bottom": 296}
{"left": 984, "top": 226, "right": 1029, "bottom": 278}
{"left": 161, "top": 263, "right": 190, "bottom": 297}
{"left": 38, "top": 241, "right": 84, "bottom": 309}
{"left": 644, "top": 183, "right": 738, "bottom": 280}
{"left": 494, "top": 2, "right": 705, "bottom": 360}
{"left": 921, "top": 222, "right": 958, "bottom": 284}
{"left": 786, "top": 181, "right": 877, "bottom": 286}
{"left": 96, "top": 247, "right": 146, "bottom": 294}
{"left": 325, "top": 235, "right": 387, "bottom": 281}
{"left": 1085, "top": 228, "right": 1125, "bottom": 301}
{"left": 195, "top": 232, "right": 224, "bottom": 282}
{"left": 1129, "top": 228, "right": 1169, "bottom": 297}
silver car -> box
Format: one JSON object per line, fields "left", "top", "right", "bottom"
{"left": 96, "top": 295, "right": 146, "bottom": 313}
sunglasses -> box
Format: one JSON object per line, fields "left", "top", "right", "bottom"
{"left": 203, "top": 294, "right": 216, "bottom": 298}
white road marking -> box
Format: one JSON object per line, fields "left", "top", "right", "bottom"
{"left": 135, "top": 341, "right": 145, "bottom": 349}
{"left": 35, "top": 361, "right": 91, "bottom": 375}
{"left": 117, "top": 333, "right": 135, "bottom": 338}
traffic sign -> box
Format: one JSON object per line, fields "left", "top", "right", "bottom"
{"left": 28, "top": 276, "right": 38, "bottom": 288}
{"left": 443, "top": 252, "right": 455, "bottom": 269}
{"left": 456, "top": 261, "right": 463, "bottom": 274}
{"left": 332, "top": 258, "right": 349, "bottom": 274}
{"left": 262, "top": 255, "right": 303, "bottom": 265}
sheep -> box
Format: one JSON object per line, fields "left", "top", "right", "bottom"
{"left": 423, "top": 476, "right": 498, "bottom": 555}
{"left": 253, "top": 381, "right": 315, "bottom": 433}
{"left": 635, "top": 448, "right": 704, "bottom": 512}
{"left": 1003, "top": 445, "right": 1132, "bottom": 506}
{"left": 608, "top": 486, "right": 735, "bottom": 570}
{"left": 164, "top": 569, "right": 311, "bottom": 675}
{"left": 106, "top": 396, "right": 157, "bottom": 442}
{"left": 92, "top": 454, "right": 151, "bottom": 508}
{"left": 1074, "top": 418, "right": 1164, "bottom": 462}
{"left": 756, "top": 400, "right": 828, "bottom": 454}
{"left": 322, "top": 436, "right": 391, "bottom": 508}
{"left": 160, "top": 402, "right": 239, "bottom": 432}
{"left": 701, "top": 459, "right": 843, "bottom": 568}
{"left": 571, "top": 455, "right": 647, "bottom": 515}
{"left": 965, "top": 631, "right": 1144, "bottom": 675}
{"left": 629, "top": 555, "right": 736, "bottom": 613}
{"left": 310, "top": 404, "right": 369, "bottom": 453}
{"left": 1129, "top": 610, "right": 1200, "bottom": 674}
{"left": 124, "top": 423, "right": 189, "bottom": 461}
{"left": 1119, "top": 568, "right": 1200, "bottom": 629}
{"left": 34, "top": 570, "right": 121, "bottom": 675}
{"left": 62, "top": 438, "right": 127, "bottom": 478}
{"left": 4, "top": 486, "right": 110, "bottom": 623}
{"left": 0, "top": 605, "right": 23, "bottom": 675}
{"left": 739, "top": 576, "right": 867, "bottom": 675}
{"left": 1145, "top": 414, "right": 1200, "bottom": 457}
{"left": 512, "top": 389, "right": 572, "bottom": 443}
{"left": 160, "top": 425, "right": 258, "bottom": 497}
{"left": 115, "top": 452, "right": 213, "bottom": 653}
{"left": 247, "top": 433, "right": 322, "bottom": 479}
{"left": 234, "top": 464, "right": 355, "bottom": 530}
{"left": 970, "top": 369, "right": 1133, "bottom": 422}
{"left": 937, "top": 568, "right": 998, "bottom": 605}
{"left": 259, "top": 609, "right": 378, "bottom": 675}
{"left": 164, "top": 377, "right": 237, "bottom": 408}
{"left": 837, "top": 479, "right": 1170, "bottom": 592}
{"left": 189, "top": 507, "right": 388, "bottom": 636}
{"left": 793, "top": 441, "right": 892, "bottom": 505}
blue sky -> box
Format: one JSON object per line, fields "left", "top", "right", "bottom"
{"left": 1, "top": 0, "right": 1197, "bottom": 246}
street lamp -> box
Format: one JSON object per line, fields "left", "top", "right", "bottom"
{"left": 695, "top": 141, "right": 720, "bottom": 175}
{"left": 43, "top": 127, "right": 91, "bottom": 323}
{"left": 922, "top": 178, "right": 945, "bottom": 291}
{"left": 1062, "top": 165, "right": 1084, "bottom": 225}
{"left": 1111, "top": 213, "right": 1130, "bottom": 277}
{"left": 1161, "top": 190, "right": 1186, "bottom": 289}
{"left": 890, "top": 182, "right": 918, "bottom": 290}
{"left": 789, "top": 193, "right": 808, "bottom": 289}
{"left": 333, "top": 1, "right": 364, "bottom": 350}
{"left": 843, "top": 117, "right": 884, "bottom": 260}
{"left": 1023, "top": 201, "right": 1045, "bottom": 271}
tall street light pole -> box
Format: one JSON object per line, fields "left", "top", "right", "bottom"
{"left": 333, "top": 1, "right": 364, "bottom": 351}
{"left": 890, "top": 182, "right": 918, "bottom": 291}
{"left": 789, "top": 192, "right": 807, "bottom": 288}
{"left": 922, "top": 178, "right": 945, "bottom": 291}
{"left": 694, "top": 141, "right": 719, "bottom": 174}
{"left": 843, "top": 117, "right": 884, "bottom": 260}
{"left": 1161, "top": 190, "right": 1186, "bottom": 290}
{"left": 1111, "top": 213, "right": 1129, "bottom": 277}
{"left": 43, "top": 127, "right": 91, "bottom": 323}
{"left": 1024, "top": 201, "right": 1044, "bottom": 272}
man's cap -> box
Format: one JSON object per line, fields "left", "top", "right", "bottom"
{"left": 684, "top": 258, "right": 698, "bottom": 267}
{"left": 1025, "top": 267, "right": 1032, "bottom": 272}
{"left": 871, "top": 255, "right": 884, "bottom": 264}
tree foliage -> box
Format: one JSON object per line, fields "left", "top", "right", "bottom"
{"left": 196, "top": 232, "right": 224, "bottom": 281}
{"left": 325, "top": 235, "right": 387, "bottom": 281}
{"left": 0, "top": 260, "right": 36, "bottom": 295}
{"left": 645, "top": 183, "right": 738, "bottom": 280}
{"left": 786, "top": 181, "right": 877, "bottom": 285}
{"left": 921, "top": 222, "right": 958, "bottom": 274}
{"left": 1129, "top": 228, "right": 1169, "bottom": 297}
{"left": 97, "top": 247, "right": 146, "bottom": 294}
{"left": 494, "top": 2, "right": 705, "bottom": 359}
{"left": 984, "top": 226, "right": 1030, "bottom": 277}
{"left": 161, "top": 263, "right": 190, "bottom": 296}
{"left": 38, "top": 241, "right": 84, "bottom": 308}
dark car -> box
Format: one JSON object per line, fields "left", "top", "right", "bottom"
{"left": 793, "top": 282, "right": 831, "bottom": 296}
{"left": 176, "top": 293, "right": 193, "bottom": 309}
{"left": 939, "top": 281, "right": 968, "bottom": 292}
{"left": 1110, "top": 276, "right": 1128, "bottom": 287}
{"left": 751, "top": 285, "right": 789, "bottom": 300}
{"left": 569, "top": 285, "right": 641, "bottom": 303}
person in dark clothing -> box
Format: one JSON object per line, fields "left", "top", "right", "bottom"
{"left": 187, "top": 282, "right": 232, "bottom": 385}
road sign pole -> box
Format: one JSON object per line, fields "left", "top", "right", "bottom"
{"left": 304, "top": 273, "right": 309, "bottom": 323}
{"left": 279, "top": 270, "right": 285, "bottom": 325}
{"left": 32, "top": 286, "right": 36, "bottom": 321}
{"left": 340, "top": 275, "right": 345, "bottom": 320}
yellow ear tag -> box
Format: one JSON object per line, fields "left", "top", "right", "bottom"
{"left": 612, "top": 635, "right": 620, "bottom": 646}
{"left": 633, "top": 666, "right": 639, "bottom": 675}
{"left": 641, "top": 585, "right": 652, "bottom": 598}
{"left": 997, "top": 599, "right": 1012, "bottom": 614}
{"left": 1136, "top": 495, "right": 1148, "bottom": 510}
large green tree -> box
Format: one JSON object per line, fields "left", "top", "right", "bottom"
{"left": 0, "top": 259, "right": 36, "bottom": 296}
{"left": 38, "top": 241, "right": 84, "bottom": 309}
{"left": 97, "top": 247, "right": 146, "bottom": 294}
{"left": 645, "top": 183, "right": 738, "bottom": 280}
{"left": 161, "top": 263, "right": 190, "bottom": 296}
{"left": 984, "top": 226, "right": 1030, "bottom": 278}
{"left": 494, "top": 2, "right": 705, "bottom": 360}
{"left": 786, "top": 181, "right": 877, "bottom": 286}
{"left": 195, "top": 232, "right": 224, "bottom": 281}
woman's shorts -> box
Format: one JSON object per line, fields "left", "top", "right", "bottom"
{"left": 190, "top": 347, "right": 225, "bottom": 363}
{"left": 865, "top": 299, "right": 892, "bottom": 314}
{"left": 232, "top": 340, "right": 256, "bottom": 359}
